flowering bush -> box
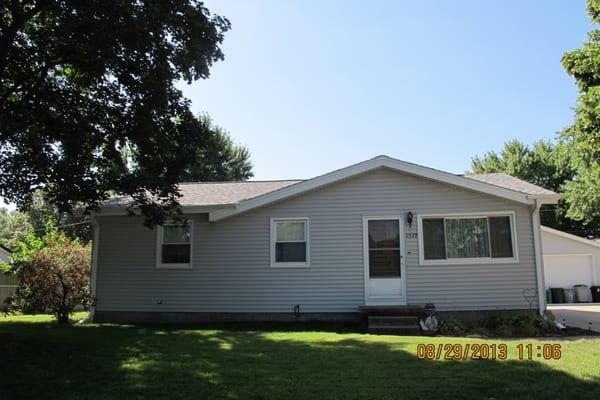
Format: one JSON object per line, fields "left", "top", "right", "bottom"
{"left": 1, "top": 225, "right": 91, "bottom": 323}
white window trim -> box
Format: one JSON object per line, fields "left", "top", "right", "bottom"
{"left": 270, "top": 217, "right": 310, "bottom": 268}
{"left": 417, "top": 211, "right": 519, "bottom": 266}
{"left": 156, "top": 221, "right": 193, "bottom": 269}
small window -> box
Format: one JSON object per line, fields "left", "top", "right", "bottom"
{"left": 419, "top": 213, "right": 517, "bottom": 264}
{"left": 157, "top": 222, "right": 192, "bottom": 269}
{"left": 271, "top": 218, "right": 309, "bottom": 267}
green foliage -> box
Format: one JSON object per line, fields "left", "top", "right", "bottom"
{"left": 26, "top": 191, "right": 92, "bottom": 243}
{"left": 559, "top": 1, "right": 600, "bottom": 224}
{"left": 3, "top": 224, "right": 91, "bottom": 322}
{"left": 472, "top": 139, "right": 573, "bottom": 192}
{"left": 471, "top": 139, "right": 599, "bottom": 237}
{"left": 491, "top": 313, "right": 557, "bottom": 338}
{"left": 438, "top": 318, "right": 466, "bottom": 336}
{"left": 0, "top": 1, "right": 233, "bottom": 226}
{"left": 181, "top": 114, "right": 254, "bottom": 182}
{"left": 0, "top": 208, "right": 32, "bottom": 250}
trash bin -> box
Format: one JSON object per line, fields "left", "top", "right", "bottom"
{"left": 574, "top": 285, "right": 592, "bottom": 303}
{"left": 591, "top": 286, "right": 600, "bottom": 303}
{"left": 564, "top": 288, "right": 575, "bottom": 303}
{"left": 550, "top": 288, "right": 565, "bottom": 304}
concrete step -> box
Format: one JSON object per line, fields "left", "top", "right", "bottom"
{"left": 368, "top": 316, "right": 418, "bottom": 327}
{"left": 359, "top": 305, "right": 423, "bottom": 317}
{"left": 368, "top": 325, "right": 421, "bottom": 336}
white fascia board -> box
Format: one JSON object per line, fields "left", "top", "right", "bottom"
{"left": 527, "top": 194, "right": 561, "bottom": 204}
{"left": 209, "top": 155, "right": 536, "bottom": 221}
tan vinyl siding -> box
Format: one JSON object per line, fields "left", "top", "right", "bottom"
{"left": 95, "top": 167, "right": 538, "bottom": 313}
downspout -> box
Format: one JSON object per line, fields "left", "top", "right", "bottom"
{"left": 530, "top": 200, "right": 547, "bottom": 315}
{"left": 90, "top": 217, "right": 100, "bottom": 321}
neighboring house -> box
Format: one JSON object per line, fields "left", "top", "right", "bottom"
{"left": 542, "top": 226, "right": 600, "bottom": 292}
{"left": 0, "top": 244, "right": 17, "bottom": 307}
{"left": 91, "top": 155, "right": 559, "bottom": 323}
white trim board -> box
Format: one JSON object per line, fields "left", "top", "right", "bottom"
{"left": 209, "top": 155, "right": 559, "bottom": 221}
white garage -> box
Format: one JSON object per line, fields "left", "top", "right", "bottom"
{"left": 542, "top": 226, "right": 600, "bottom": 292}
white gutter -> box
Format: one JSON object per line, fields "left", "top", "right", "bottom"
{"left": 531, "top": 200, "right": 547, "bottom": 315}
{"left": 90, "top": 218, "right": 100, "bottom": 321}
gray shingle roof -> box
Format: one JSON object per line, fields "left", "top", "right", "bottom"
{"left": 103, "top": 171, "right": 556, "bottom": 209}
{"left": 104, "top": 180, "right": 303, "bottom": 208}
{"left": 463, "top": 173, "right": 557, "bottom": 196}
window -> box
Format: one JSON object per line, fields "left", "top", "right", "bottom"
{"left": 418, "top": 213, "right": 517, "bottom": 264}
{"left": 271, "top": 218, "right": 309, "bottom": 267}
{"left": 156, "top": 222, "right": 192, "bottom": 269}
{"left": 368, "top": 219, "right": 401, "bottom": 277}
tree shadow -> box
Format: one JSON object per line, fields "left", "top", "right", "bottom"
{"left": 0, "top": 321, "right": 599, "bottom": 400}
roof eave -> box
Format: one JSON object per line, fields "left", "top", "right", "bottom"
{"left": 94, "top": 204, "right": 237, "bottom": 217}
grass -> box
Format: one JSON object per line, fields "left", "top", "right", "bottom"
{"left": 1, "top": 313, "right": 599, "bottom": 400}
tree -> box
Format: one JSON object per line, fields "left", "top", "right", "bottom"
{"left": 0, "top": 208, "right": 32, "bottom": 250}
{"left": 471, "top": 139, "right": 600, "bottom": 237}
{"left": 0, "top": 1, "right": 231, "bottom": 226}
{"left": 181, "top": 114, "right": 253, "bottom": 182}
{"left": 1, "top": 225, "right": 90, "bottom": 323}
{"left": 26, "top": 190, "right": 93, "bottom": 243}
{"left": 560, "top": 0, "right": 600, "bottom": 224}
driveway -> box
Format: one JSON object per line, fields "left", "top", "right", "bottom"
{"left": 547, "top": 304, "right": 600, "bottom": 332}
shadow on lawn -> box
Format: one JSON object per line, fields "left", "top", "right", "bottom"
{"left": 0, "top": 321, "right": 599, "bottom": 400}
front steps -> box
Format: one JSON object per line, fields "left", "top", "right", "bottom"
{"left": 359, "top": 305, "right": 423, "bottom": 335}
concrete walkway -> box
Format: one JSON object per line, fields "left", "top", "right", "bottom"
{"left": 547, "top": 304, "right": 600, "bottom": 332}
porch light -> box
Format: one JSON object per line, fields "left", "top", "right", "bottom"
{"left": 407, "top": 211, "right": 413, "bottom": 227}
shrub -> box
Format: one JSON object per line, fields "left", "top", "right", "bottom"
{"left": 491, "top": 312, "right": 558, "bottom": 337}
{"left": 1, "top": 225, "right": 91, "bottom": 323}
{"left": 439, "top": 318, "right": 466, "bottom": 336}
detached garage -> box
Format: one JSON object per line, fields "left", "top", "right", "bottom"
{"left": 542, "top": 226, "right": 600, "bottom": 303}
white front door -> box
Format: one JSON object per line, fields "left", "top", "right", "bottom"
{"left": 363, "top": 216, "right": 406, "bottom": 305}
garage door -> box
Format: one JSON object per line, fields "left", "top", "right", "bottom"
{"left": 543, "top": 254, "right": 596, "bottom": 288}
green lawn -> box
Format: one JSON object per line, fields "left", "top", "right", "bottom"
{"left": 1, "top": 313, "right": 599, "bottom": 400}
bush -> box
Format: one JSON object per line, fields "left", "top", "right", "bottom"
{"left": 1, "top": 225, "right": 91, "bottom": 323}
{"left": 439, "top": 318, "right": 466, "bottom": 336}
{"left": 491, "top": 312, "right": 558, "bottom": 337}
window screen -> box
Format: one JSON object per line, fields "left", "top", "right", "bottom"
{"left": 274, "top": 220, "right": 307, "bottom": 263}
{"left": 161, "top": 224, "right": 191, "bottom": 264}
{"left": 489, "top": 216, "right": 514, "bottom": 258}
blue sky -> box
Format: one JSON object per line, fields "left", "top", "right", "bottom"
{"left": 184, "top": 0, "right": 591, "bottom": 180}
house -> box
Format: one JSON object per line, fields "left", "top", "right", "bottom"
{"left": 0, "top": 244, "right": 17, "bottom": 307}
{"left": 91, "top": 155, "right": 560, "bottom": 323}
{"left": 542, "top": 226, "right": 600, "bottom": 295}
